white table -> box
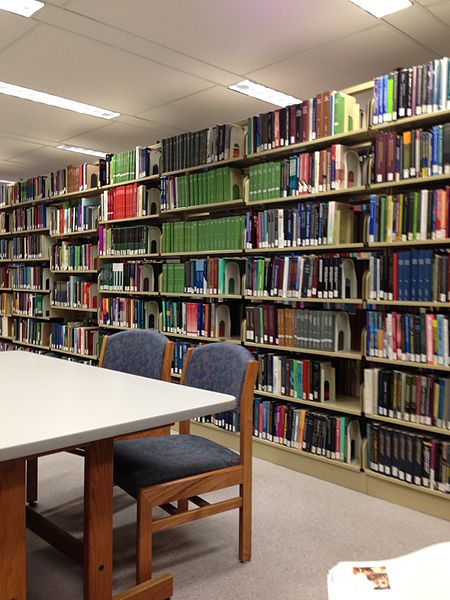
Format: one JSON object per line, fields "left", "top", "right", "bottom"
{"left": 0, "top": 352, "right": 236, "bottom": 600}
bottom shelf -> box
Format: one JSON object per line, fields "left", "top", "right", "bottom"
{"left": 188, "top": 421, "right": 450, "bottom": 521}
{"left": 188, "top": 421, "right": 365, "bottom": 493}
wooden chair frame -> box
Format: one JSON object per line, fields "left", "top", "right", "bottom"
{"left": 26, "top": 336, "right": 175, "bottom": 505}
{"left": 135, "top": 347, "right": 259, "bottom": 584}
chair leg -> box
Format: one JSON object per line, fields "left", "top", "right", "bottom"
{"left": 136, "top": 497, "right": 153, "bottom": 585}
{"left": 178, "top": 499, "right": 188, "bottom": 512}
{"left": 239, "top": 482, "right": 251, "bottom": 562}
{"left": 26, "top": 458, "right": 38, "bottom": 506}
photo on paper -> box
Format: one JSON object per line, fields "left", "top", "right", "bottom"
{"left": 352, "top": 566, "right": 391, "bottom": 591}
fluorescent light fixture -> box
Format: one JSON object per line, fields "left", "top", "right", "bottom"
{"left": 348, "top": 0, "right": 412, "bottom": 18}
{"left": 0, "top": 0, "right": 44, "bottom": 17}
{"left": 57, "top": 145, "right": 107, "bottom": 158}
{"left": 228, "top": 79, "right": 301, "bottom": 108}
{"left": 0, "top": 179, "right": 15, "bottom": 184}
{"left": 0, "top": 81, "right": 120, "bottom": 120}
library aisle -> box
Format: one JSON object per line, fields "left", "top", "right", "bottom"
{"left": 29, "top": 453, "right": 450, "bottom": 600}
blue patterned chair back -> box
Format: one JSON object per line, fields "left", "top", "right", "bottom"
{"left": 102, "top": 330, "right": 168, "bottom": 380}
{"left": 183, "top": 343, "right": 253, "bottom": 412}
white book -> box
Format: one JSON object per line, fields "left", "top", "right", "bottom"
{"left": 328, "top": 543, "right": 450, "bottom": 600}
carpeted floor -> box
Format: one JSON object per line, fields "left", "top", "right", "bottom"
{"left": 27, "top": 453, "right": 450, "bottom": 599}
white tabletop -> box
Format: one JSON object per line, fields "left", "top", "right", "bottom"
{"left": 0, "top": 352, "right": 236, "bottom": 462}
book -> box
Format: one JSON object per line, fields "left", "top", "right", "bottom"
{"left": 328, "top": 542, "right": 450, "bottom": 599}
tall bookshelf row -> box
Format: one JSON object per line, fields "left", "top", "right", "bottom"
{"left": 2, "top": 59, "right": 450, "bottom": 519}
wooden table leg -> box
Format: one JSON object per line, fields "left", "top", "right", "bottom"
{"left": 0, "top": 458, "right": 26, "bottom": 600}
{"left": 84, "top": 440, "right": 114, "bottom": 600}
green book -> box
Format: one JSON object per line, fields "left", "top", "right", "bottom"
{"left": 223, "top": 167, "right": 231, "bottom": 201}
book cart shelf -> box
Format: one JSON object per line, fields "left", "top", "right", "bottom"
{"left": 1, "top": 77, "right": 450, "bottom": 520}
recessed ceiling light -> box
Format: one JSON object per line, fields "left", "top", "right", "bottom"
{"left": 0, "top": 81, "right": 119, "bottom": 120}
{"left": 349, "top": 0, "right": 412, "bottom": 18}
{"left": 0, "top": 179, "right": 15, "bottom": 184}
{"left": 228, "top": 79, "right": 301, "bottom": 108}
{"left": 57, "top": 145, "right": 107, "bottom": 159}
{"left": 0, "top": 0, "right": 44, "bottom": 17}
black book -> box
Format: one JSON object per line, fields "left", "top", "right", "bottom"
{"left": 397, "top": 68, "right": 409, "bottom": 119}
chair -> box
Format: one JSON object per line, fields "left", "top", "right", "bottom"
{"left": 26, "top": 329, "right": 175, "bottom": 504}
{"left": 113, "top": 342, "right": 258, "bottom": 584}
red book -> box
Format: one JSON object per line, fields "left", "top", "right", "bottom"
{"left": 315, "top": 93, "right": 323, "bottom": 139}
{"left": 302, "top": 359, "right": 310, "bottom": 401}
{"left": 323, "top": 91, "right": 332, "bottom": 137}
{"left": 273, "top": 109, "right": 280, "bottom": 148}
{"left": 393, "top": 253, "right": 399, "bottom": 300}
{"left": 301, "top": 100, "right": 310, "bottom": 142}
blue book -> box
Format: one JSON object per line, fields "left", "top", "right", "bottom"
{"left": 411, "top": 250, "right": 419, "bottom": 301}
{"left": 247, "top": 117, "right": 253, "bottom": 155}
{"left": 312, "top": 97, "right": 317, "bottom": 139}
{"left": 437, "top": 314, "right": 446, "bottom": 365}
{"left": 404, "top": 314, "right": 410, "bottom": 359}
{"left": 422, "top": 250, "right": 433, "bottom": 302}
{"left": 432, "top": 125, "right": 439, "bottom": 175}
{"left": 382, "top": 75, "right": 388, "bottom": 122}
{"left": 369, "top": 195, "right": 377, "bottom": 242}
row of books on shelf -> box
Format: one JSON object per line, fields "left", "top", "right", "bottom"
{"left": 161, "top": 259, "right": 240, "bottom": 296}
{"left": 364, "top": 368, "right": 450, "bottom": 430}
{"left": 373, "top": 126, "right": 450, "bottom": 184}
{"left": 367, "top": 423, "right": 450, "bottom": 493}
{"left": 368, "top": 190, "right": 450, "bottom": 244}
{"left": 52, "top": 242, "right": 98, "bottom": 272}
{"left": 0, "top": 266, "right": 49, "bottom": 290}
{"left": 245, "top": 306, "right": 352, "bottom": 352}
{"left": 372, "top": 58, "right": 450, "bottom": 124}
{"left": 0, "top": 205, "right": 48, "bottom": 234}
{"left": 161, "top": 167, "right": 242, "bottom": 210}
{"left": 161, "top": 124, "right": 245, "bottom": 172}
{"left": 247, "top": 90, "right": 361, "bottom": 154}
{"left": 109, "top": 147, "right": 160, "bottom": 185}
{"left": 49, "top": 198, "right": 100, "bottom": 235}
{"left": 161, "top": 300, "right": 232, "bottom": 339}
{"left": 368, "top": 250, "right": 450, "bottom": 302}
{"left": 50, "top": 322, "right": 98, "bottom": 356}
{"left": 11, "top": 293, "right": 49, "bottom": 319}
{"left": 245, "top": 202, "right": 356, "bottom": 249}
{"left": 253, "top": 399, "right": 361, "bottom": 462}
{"left": 100, "top": 184, "right": 160, "bottom": 221}
{"left": 245, "top": 255, "right": 358, "bottom": 300}
{"left": 366, "top": 311, "right": 450, "bottom": 367}
{"left": 248, "top": 145, "right": 361, "bottom": 200}
{"left": 0, "top": 292, "right": 10, "bottom": 315}
{"left": 171, "top": 340, "right": 195, "bottom": 374}
{"left": 255, "top": 353, "right": 335, "bottom": 402}
{"left": 0, "top": 149, "right": 161, "bottom": 206}
{"left": 11, "top": 317, "right": 49, "bottom": 347}
{"left": 50, "top": 279, "right": 98, "bottom": 310}
{"left": 161, "top": 216, "right": 245, "bottom": 253}
{"left": 98, "top": 224, "right": 160, "bottom": 256}
{"left": 99, "top": 298, "right": 158, "bottom": 330}
{"left": 0, "top": 235, "right": 50, "bottom": 260}
{"left": 99, "top": 262, "right": 154, "bottom": 292}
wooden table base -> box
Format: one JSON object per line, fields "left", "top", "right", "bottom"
{"left": 0, "top": 458, "right": 26, "bottom": 600}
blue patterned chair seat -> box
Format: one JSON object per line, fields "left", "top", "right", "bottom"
{"left": 114, "top": 434, "right": 240, "bottom": 498}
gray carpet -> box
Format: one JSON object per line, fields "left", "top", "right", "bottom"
{"left": 27, "top": 453, "right": 450, "bottom": 599}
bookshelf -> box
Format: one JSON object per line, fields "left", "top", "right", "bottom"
{"left": 3, "top": 62, "right": 450, "bottom": 519}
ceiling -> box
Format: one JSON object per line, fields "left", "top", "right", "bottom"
{"left": 1, "top": 0, "right": 450, "bottom": 181}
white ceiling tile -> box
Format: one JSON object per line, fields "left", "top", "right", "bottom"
{"left": 0, "top": 137, "right": 43, "bottom": 161}
{"left": 0, "top": 94, "right": 110, "bottom": 142}
{"left": 247, "top": 25, "right": 435, "bottom": 101}
{"left": 11, "top": 146, "right": 103, "bottom": 174}
{"left": 138, "top": 87, "right": 277, "bottom": 131}
{"left": 383, "top": 5, "right": 450, "bottom": 56}
{"left": 34, "top": 4, "right": 238, "bottom": 86}
{"left": 0, "top": 24, "right": 212, "bottom": 115}
{"left": 61, "top": 0, "right": 378, "bottom": 74}
{"left": 426, "top": 0, "right": 450, "bottom": 26}
{"left": 0, "top": 11, "right": 37, "bottom": 51}
{"left": 414, "top": 0, "right": 445, "bottom": 6}
{"left": 60, "top": 121, "right": 182, "bottom": 154}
